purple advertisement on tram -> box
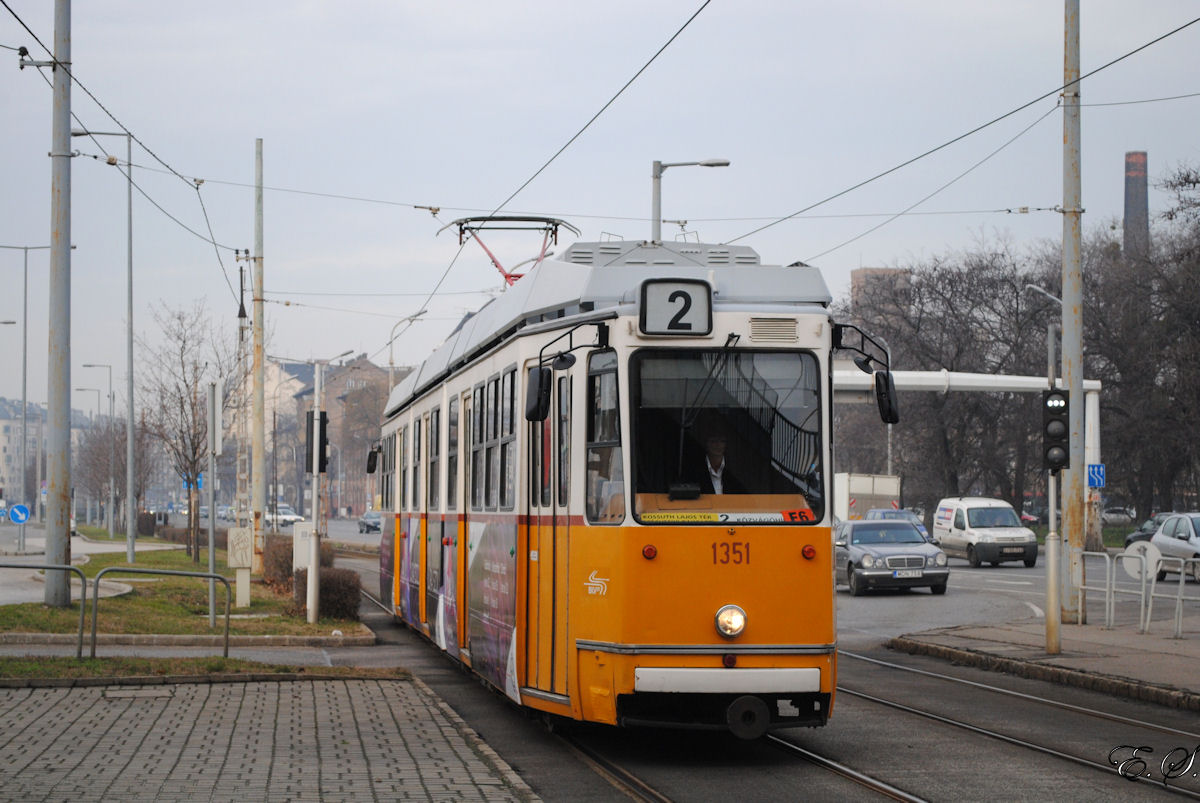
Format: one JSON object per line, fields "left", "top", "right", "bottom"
{"left": 467, "top": 517, "right": 518, "bottom": 696}
{"left": 401, "top": 513, "right": 421, "bottom": 626}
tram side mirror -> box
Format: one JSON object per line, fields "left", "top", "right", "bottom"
{"left": 366, "top": 448, "right": 379, "bottom": 474}
{"left": 525, "top": 366, "right": 552, "bottom": 422}
{"left": 874, "top": 370, "right": 900, "bottom": 424}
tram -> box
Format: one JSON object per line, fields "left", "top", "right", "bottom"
{"left": 371, "top": 216, "right": 898, "bottom": 739}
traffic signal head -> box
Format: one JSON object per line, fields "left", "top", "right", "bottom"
{"left": 1042, "top": 389, "right": 1069, "bottom": 472}
{"left": 305, "top": 410, "right": 329, "bottom": 474}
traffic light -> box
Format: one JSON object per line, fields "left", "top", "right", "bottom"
{"left": 305, "top": 410, "right": 329, "bottom": 474}
{"left": 1042, "top": 389, "right": 1069, "bottom": 472}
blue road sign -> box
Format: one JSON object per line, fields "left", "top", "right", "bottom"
{"left": 1087, "top": 464, "right": 1106, "bottom": 488}
{"left": 8, "top": 505, "right": 30, "bottom": 524}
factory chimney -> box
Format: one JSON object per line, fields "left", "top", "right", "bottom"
{"left": 1123, "top": 151, "right": 1150, "bottom": 265}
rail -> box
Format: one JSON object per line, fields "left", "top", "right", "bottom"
{"left": 0, "top": 561, "right": 88, "bottom": 659}
{"left": 1146, "top": 557, "right": 1200, "bottom": 639}
{"left": 90, "top": 567, "right": 231, "bottom": 658}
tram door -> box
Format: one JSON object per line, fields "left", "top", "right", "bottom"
{"left": 524, "top": 365, "right": 572, "bottom": 696}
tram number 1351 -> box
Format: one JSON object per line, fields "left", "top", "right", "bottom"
{"left": 712, "top": 542, "right": 750, "bottom": 564}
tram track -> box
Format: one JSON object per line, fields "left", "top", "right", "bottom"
{"left": 764, "top": 735, "right": 927, "bottom": 801}
{"left": 837, "top": 650, "right": 1200, "bottom": 798}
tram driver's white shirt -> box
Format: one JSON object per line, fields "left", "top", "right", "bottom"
{"left": 707, "top": 456, "right": 725, "bottom": 494}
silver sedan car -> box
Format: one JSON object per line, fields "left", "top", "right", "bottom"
{"left": 1149, "top": 513, "right": 1200, "bottom": 582}
{"left": 835, "top": 520, "right": 950, "bottom": 596}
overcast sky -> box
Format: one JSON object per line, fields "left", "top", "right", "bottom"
{"left": 2, "top": 2, "right": 1198, "bottom": 413}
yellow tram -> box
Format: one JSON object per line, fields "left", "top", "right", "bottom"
{"left": 372, "top": 218, "right": 897, "bottom": 739}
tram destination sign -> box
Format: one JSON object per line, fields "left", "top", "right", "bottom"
{"left": 639, "top": 279, "right": 712, "bottom": 336}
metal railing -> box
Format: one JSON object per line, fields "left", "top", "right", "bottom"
{"left": 90, "top": 567, "right": 231, "bottom": 658}
{"left": 0, "top": 561, "right": 88, "bottom": 658}
{"left": 1146, "top": 557, "right": 1200, "bottom": 639}
{"left": 1077, "top": 551, "right": 1200, "bottom": 637}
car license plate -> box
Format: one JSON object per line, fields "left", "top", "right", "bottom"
{"left": 893, "top": 569, "right": 922, "bottom": 578}
{"left": 1002, "top": 547, "right": 1024, "bottom": 554}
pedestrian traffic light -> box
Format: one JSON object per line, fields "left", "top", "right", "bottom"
{"left": 1042, "top": 389, "right": 1069, "bottom": 472}
{"left": 305, "top": 410, "right": 329, "bottom": 474}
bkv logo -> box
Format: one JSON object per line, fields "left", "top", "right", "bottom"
{"left": 585, "top": 571, "right": 609, "bottom": 596}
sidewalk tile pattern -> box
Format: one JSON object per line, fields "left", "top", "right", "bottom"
{"left": 0, "top": 679, "right": 528, "bottom": 801}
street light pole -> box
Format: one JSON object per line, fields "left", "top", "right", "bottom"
{"left": 82, "top": 363, "right": 113, "bottom": 537}
{"left": 0, "top": 244, "right": 54, "bottom": 553}
{"left": 650, "top": 159, "right": 730, "bottom": 243}
{"left": 71, "top": 129, "right": 135, "bottom": 563}
{"left": 387, "top": 309, "right": 426, "bottom": 390}
{"left": 75, "top": 387, "right": 101, "bottom": 525}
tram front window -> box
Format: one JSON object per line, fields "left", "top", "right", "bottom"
{"left": 630, "top": 349, "right": 823, "bottom": 525}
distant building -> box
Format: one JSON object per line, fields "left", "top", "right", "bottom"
{"left": 0, "top": 398, "right": 89, "bottom": 513}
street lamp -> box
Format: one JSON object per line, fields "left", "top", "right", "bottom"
{"left": 75, "top": 387, "right": 102, "bottom": 526}
{"left": 2, "top": 243, "right": 67, "bottom": 551}
{"left": 82, "top": 363, "right": 114, "bottom": 537}
{"left": 651, "top": 158, "right": 730, "bottom": 243}
{"left": 387, "top": 309, "right": 427, "bottom": 390}
{"left": 72, "top": 129, "right": 136, "bottom": 562}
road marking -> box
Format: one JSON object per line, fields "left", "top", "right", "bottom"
{"left": 1023, "top": 601, "right": 1044, "bottom": 618}
{"left": 983, "top": 579, "right": 1034, "bottom": 586}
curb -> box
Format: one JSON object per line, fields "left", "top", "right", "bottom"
{"left": 411, "top": 676, "right": 541, "bottom": 802}
{"left": 0, "top": 671, "right": 412, "bottom": 689}
{"left": 0, "top": 625, "right": 377, "bottom": 648}
{"left": 887, "top": 636, "right": 1200, "bottom": 712}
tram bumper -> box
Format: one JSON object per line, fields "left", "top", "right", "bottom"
{"left": 618, "top": 667, "right": 830, "bottom": 739}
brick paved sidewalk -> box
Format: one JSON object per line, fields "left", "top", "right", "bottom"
{"left": 0, "top": 677, "right": 538, "bottom": 802}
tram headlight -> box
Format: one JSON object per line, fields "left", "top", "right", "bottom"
{"left": 715, "top": 604, "right": 746, "bottom": 639}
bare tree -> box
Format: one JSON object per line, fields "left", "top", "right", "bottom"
{"left": 837, "top": 238, "right": 1054, "bottom": 520}
{"left": 138, "top": 302, "right": 233, "bottom": 559}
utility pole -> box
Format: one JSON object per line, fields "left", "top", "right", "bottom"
{"left": 1060, "top": 0, "right": 1085, "bottom": 624}
{"left": 45, "top": 0, "right": 73, "bottom": 607}
{"left": 308, "top": 361, "right": 324, "bottom": 624}
{"left": 252, "top": 139, "right": 266, "bottom": 573}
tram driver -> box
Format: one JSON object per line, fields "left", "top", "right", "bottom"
{"left": 694, "top": 426, "right": 744, "bottom": 495}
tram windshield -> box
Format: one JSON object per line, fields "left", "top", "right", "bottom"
{"left": 630, "top": 349, "right": 823, "bottom": 525}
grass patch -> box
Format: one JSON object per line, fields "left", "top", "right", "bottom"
{"left": 0, "top": 655, "right": 409, "bottom": 680}
{"left": 0, "top": 547, "right": 361, "bottom": 637}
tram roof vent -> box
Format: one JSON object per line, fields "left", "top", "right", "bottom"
{"left": 750, "top": 317, "right": 799, "bottom": 343}
{"left": 568, "top": 248, "right": 595, "bottom": 264}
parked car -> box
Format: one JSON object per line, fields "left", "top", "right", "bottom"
{"left": 863, "top": 508, "right": 930, "bottom": 541}
{"left": 1125, "top": 512, "right": 1176, "bottom": 548}
{"left": 932, "top": 497, "right": 1038, "bottom": 568}
{"left": 1102, "top": 507, "right": 1135, "bottom": 526}
{"left": 358, "top": 510, "right": 381, "bottom": 533}
{"left": 1149, "top": 513, "right": 1200, "bottom": 582}
{"left": 834, "top": 519, "right": 949, "bottom": 596}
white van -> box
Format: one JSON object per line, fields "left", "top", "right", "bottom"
{"left": 932, "top": 497, "right": 1038, "bottom": 568}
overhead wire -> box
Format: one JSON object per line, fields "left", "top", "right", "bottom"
{"left": 803, "top": 103, "right": 1060, "bottom": 263}
{"left": 5, "top": 0, "right": 241, "bottom": 303}
{"left": 727, "top": 15, "right": 1200, "bottom": 244}
{"left": 486, "top": 0, "right": 713, "bottom": 216}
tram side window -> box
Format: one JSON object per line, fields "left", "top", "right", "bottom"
{"left": 558, "top": 376, "right": 571, "bottom": 508}
{"left": 411, "top": 417, "right": 422, "bottom": 511}
{"left": 485, "top": 377, "right": 499, "bottom": 510}
{"left": 381, "top": 432, "right": 396, "bottom": 509}
{"left": 586, "top": 351, "right": 623, "bottom": 523}
{"left": 471, "top": 386, "right": 484, "bottom": 510}
{"left": 500, "top": 368, "right": 515, "bottom": 509}
{"left": 400, "top": 425, "right": 408, "bottom": 512}
{"left": 447, "top": 397, "right": 459, "bottom": 510}
{"left": 428, "top": 408, "right": 440, "bottom": 511}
